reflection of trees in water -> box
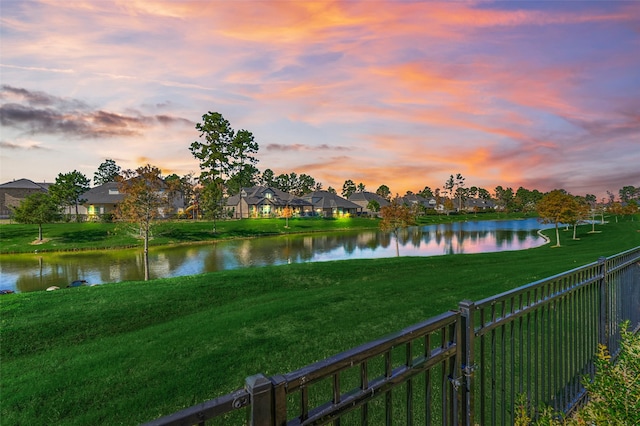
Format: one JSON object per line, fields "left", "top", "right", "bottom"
{"left": 13, "top": 251, "right": 144, "bottom": 292}
{"left": 8, "top": 223, "right": 546, "bottom": 293}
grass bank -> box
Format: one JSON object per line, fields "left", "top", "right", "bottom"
{"left": 0, "top": 212, "right": 531, "bottom": 254}
{"left": 0, "top": 217, "right": 380, "bottom": 254}
{"left": 1, "top": 217, "right": 638, "bottom": 425}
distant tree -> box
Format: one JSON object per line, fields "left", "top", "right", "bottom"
{"left": 49, "top": 170, "right": 91, "bottom": 221}
{"left": 274, "top": 172, "right": 295, "bottom": 193}
{"left": 190, "top": 112, "right": 255, "bottom": 219}
{"left": 116, "top": 165, "right": 176, "bottom": 281}
{"left": 367, "top": 199, "right": 380, "bottom": 215}
{"left": 94, "top": 159, "right": 121, "bottom": 186}
{"left": 609, "top": 202, "right": 625, "bottom": 223}
{"left": 189, "top": 112, "right": 234, "bottom": 183}
{"left": 537, "top": 190, "right": 577, "bottom": 247}
{"left": 443, "top": 198, "right": 455, "bottom": 215}
{"left": 228, "top": 128, "right": 259, "bottom": 192}
{"left": 583, "top": 194, "right": 598, "bottom": 232}
{"left": 376, "top": 185, "right": 391, "bottom": 200}
{"left": 417, "top": 186, "right": 432, "bottom": 198}
{"left": 226, "top": 164, "right": 259, "bottom": 195}
{"left": 623, "top": 200, "right": 638, "bottom": 217}
{"left": 260, "top": 169, "right": 276, "bottom": 187}
{"left": 314, "top": 182, "right": 323, "bottom": 191}
{"left": 477, "top": 187, "right": 491, "bottom": 200}
{"left": 619, "top": 185, "right": 639, "bottom": 203}
{"left": 165, "top": 173, "right": 196, "bottom": 213}
{"left": 467, "top": 186, "right": 478, "bottom": 199}
{"left": 494, "top": 186, "right": 514, "bottom": 211}
{"left": 379, "top": 197, "right": 416, "bottom": 256}
{"left": 342, "top": 179, "right": 356, "bottom": 198}
{"left": 271, "top": 171, "right": 318, "bottom": 194}
{"left": 443, "top": 175, "right": 455, "bottom": 199}
{"left": 514, "top": 187, "right": 543, "bottom": 213}
{"left": 327, "top": 186, "right": 337, "bottom": 194}
{"left": 198, "top": 177, "right": 225, "bottom": 231}
{"left": 567, "top": 197, "right": 591, "bottom": 239}
{"left": 454, "top": 173, "right": 465, "bottom": 211}
{"left": 357, "top": 182, "right": 366, "bottom": 192}
{"left": 11, "top": 192, "right": 61, "bottom": 241}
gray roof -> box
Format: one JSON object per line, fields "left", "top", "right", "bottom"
{"left": 301, "top": 191, "right": 361, "bottom": 210}
{"left": 348, "top": 191, "right": 390, "bottom": 206}
{"left": 0, "top": 178, "right": 50, "bottom": 190}
{"left": 227, "top": 186, "right": 313, "bottom": 207}
{"left": 81, "top": 182, "right": 124, "bottom": 204}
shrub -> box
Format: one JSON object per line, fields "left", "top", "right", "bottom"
{"left": 516, "top": 321, "right": 639, "bottom": 425}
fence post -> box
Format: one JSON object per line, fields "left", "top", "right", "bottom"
{"left": 458, "top": 300, "right": 475, "bottom": 426}
{"left": 246, "top": 374, "right": 273, "bottom": 426}
{"left": 598, "top": 257, "right": 609, "bottom": 348}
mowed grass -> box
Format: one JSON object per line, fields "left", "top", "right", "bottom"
{"left": 0, "top": 211, "right": 532, "bottom": 254}
{"left": 1, "top": 217, "right": 638, "bottom": 425}
{"left": 0, "top": 217, "right": 380, "bottom": 254}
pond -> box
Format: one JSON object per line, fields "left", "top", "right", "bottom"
{"left": 0, "top": 218, "right": 552, "bottom": 293}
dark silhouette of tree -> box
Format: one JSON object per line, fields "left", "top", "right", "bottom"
{"left": 376, "top": 184, "right": 391, "bottom": 200}
{"left": 94, "top": 159, "right": 121, "bottom": 186}
{"left": 342, "top": 179, "right": 356, "bottom": 198}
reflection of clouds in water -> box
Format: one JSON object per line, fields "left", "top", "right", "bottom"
{"left": 4, "top": 219, "right": 550, "bottom": 293}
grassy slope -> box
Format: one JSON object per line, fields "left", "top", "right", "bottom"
{"left": 1, "top": 218, "right": 638, "bottom": 425}
{"left": 0, "top": 212, "right": 530, "bottom": 254}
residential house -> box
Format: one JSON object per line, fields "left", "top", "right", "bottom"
{"left": 348, "top": 191, "right": 390, "bottom": 216}
{"left": 464, "top": 198, "right": 496, "bottom": 212}
{"left": 300, "top": 190, "right": 362, "bottom": 217}
{"left": 81, "top": 182, "right": 124, "bottom": 219}
{"left": 225, "top": 186, "right": 314, "bottom": 219}
{"left": 82, "top": 180, "right": 185, "bottom": 220}
{"left": 397, "top": 194, "right": 439, "bottom": 212}
{"left": 0, "top": 178, "right": 52, "bottom": 219}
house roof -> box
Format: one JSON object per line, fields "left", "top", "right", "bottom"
{"left": 81, "top": 182, "right": 124, "bottom": 204}
{"left": 301, "top": 191, "right": 361, "bottom": 210}
{"left": 0, "top": 178, "right": 50, "bottom": 190}
{"left": 465, "top": 198, "right": 496, "bottom": 208}
{"left": 398, "top": 194, "right": 433, "bottom": 205}
{"left": 348, "top": 191, "right": 390, "bottom": 206}
{"left": 227, "top": 186, "right": 313, "bottom": 207}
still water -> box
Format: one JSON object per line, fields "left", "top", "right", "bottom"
{"left": 1, "top": 218, "right": 551, "bottom": 293}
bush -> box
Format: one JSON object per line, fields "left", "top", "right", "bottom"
{"left": 516, "top": 321, "right": 640, "bottom": 425}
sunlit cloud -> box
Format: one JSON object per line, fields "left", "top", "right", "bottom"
{"left": 0, "top": 0, "right": 638, "bottom": 199}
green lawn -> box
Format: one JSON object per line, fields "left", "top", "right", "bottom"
{"left": 1, "top": 216, "right": 638, "bottom": 425}
{"left": 0, "top": 217, "right": 380, "bottom": 254}
{"left": 0, "top": 211, "right": 535, "bottom": 254}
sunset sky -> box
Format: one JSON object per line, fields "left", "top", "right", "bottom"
{"left": 1, "top": 0, "right": 639, "bottom": 199}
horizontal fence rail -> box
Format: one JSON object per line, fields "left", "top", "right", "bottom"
{"left": 143, "top": 247, "right": 640, "bottom": 426}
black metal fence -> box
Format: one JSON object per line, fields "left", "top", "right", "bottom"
{"left": 143, "top": 247, "right": 640, "bottom": 425}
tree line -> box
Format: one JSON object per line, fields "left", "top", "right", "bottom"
{"left": 8, "top": 111, "right": 639, "bottom": 278}
{"left": 10, "top": 110, "right": 640, "bottom": 238}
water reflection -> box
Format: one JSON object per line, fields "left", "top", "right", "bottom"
{"left": 1, "top": 219, "right": 550, "bottom": 293}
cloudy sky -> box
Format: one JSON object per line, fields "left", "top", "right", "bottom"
{"left": 1, "top": 1, "right": 638, "bottom": 199}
